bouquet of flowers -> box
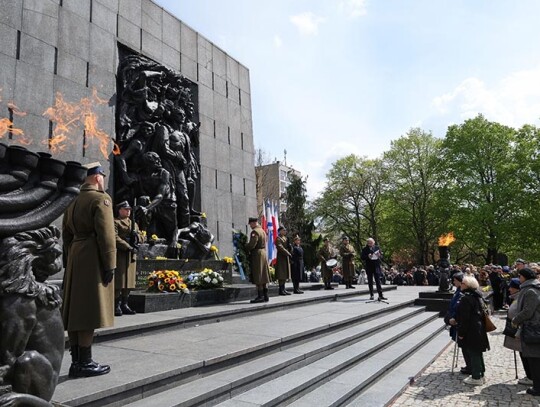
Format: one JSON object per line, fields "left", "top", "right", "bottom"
{"left": 147, "top": 270, "right": 189, "bottom": 293}
{"left": 186, "top": 268, "right": 224, "bottom": 289}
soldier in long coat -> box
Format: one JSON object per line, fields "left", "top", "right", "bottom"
{"left": 62, "top": 165, "right": 116, "bottom": 378}
{"left": 245, "top": 217, "right": 270, "bottom": 303}
{"left": 291, "top": 235, "right": 304, "bottom": 294}
{"left": 339, "top": 236, "right": 356, "bottom": 289}
{"left": 114, "top": 200, "right": 141, "bottom": 316}
{"left": 318, "top": 237, "right": 336, "bottom": 290}
{"left": 275, "top": 226, "right": 291, "bottom": 296}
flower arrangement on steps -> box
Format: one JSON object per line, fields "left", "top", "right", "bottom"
{"left": 186, "top": 268, "right": 225, "bottom": 290}
{"left": 147, "top": 270, "right": 190, "bottom": 293}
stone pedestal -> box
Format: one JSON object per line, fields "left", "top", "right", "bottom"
{"left": 135, "top": 259, "right": 232, "bottom": 289}
{"left": 414, "top": 291, "right": 454, "bottom": 316}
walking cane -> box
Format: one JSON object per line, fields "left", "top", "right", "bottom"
{"left": 514, "top": 351, "right": 519, "bottom": 379}
{"left": 451, "top": 329, "right": 459, "bottom": 373}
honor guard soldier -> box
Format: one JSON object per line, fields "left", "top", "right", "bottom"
{"left": 245, "top": 217, "right": 271, "bottom": 303}
{"left": 62, "top": 164, "right": 116, "bottom": 377}
{"left": 114, "top": 200, "right": 142, "bottom": 316}
{"left": 318, "top": 237, "right": 336, "bottom": 290}
{"left": 340, "top": 236, "right": 356, "bottom": 289}
{"left": 275, "top": 226, "right": 292, "bottom": 295}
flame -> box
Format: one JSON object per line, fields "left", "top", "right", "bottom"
{"left": 43, "top": 88, "right": 114, "bottom": 158}
{"left": 438, "top": 232, "right": 456, "bottom": 247}
{"left": 112, "top": 142, "right": 121, "bottom": 156}
{"left": 7, "top": 102, "right": 27, "bottom": 117}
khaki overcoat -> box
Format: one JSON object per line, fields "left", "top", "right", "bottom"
{"left": 114, "top": 217, "right": 140, "bottom": 290}
{"left": 274, "top": 235, "right": 291, "bottom": 281}
{"left": 245, "top": 226, "right": 270, "bottom": 285}
{"left": 340, "top": 243, "right": 356, "bottom": 280}
{"left": 317, "top": 245, "right": 335, "bottom": 282}
{"left": 62, "top": 183, "right": 117, "bottom": 331}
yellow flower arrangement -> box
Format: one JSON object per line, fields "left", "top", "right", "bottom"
{"left": 151, "top": 234, "right": 158, "bottom": 241}
{"left": 210, "top": 245, "right": 218, "bottom": 252}
{"left": 223, "top": 257, "right": 234, "bottom": 264}
{"left": 155, "top": 256, "right": 167, "bottom": 260}
{"left": 141, "top": 230, "right": 147, "bottom": 238}
{"left": 147, "top": 269, "right": 189, "bottom": 293}
{"left": 201, "top": 212, "right": 207, "bottom": 219}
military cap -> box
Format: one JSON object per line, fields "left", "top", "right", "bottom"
{"left": 248, "top": 217, "right": 258, "bottom": 223}
{"left": 278, "top": 226, "right": 286, "bottom": 232}
{"left": 86, "top": 164, "right": 106, "bottom": 177}
{"left": 116, "top": 200, "right": 131, "bottom": 209}
{"left": 515, "top": 258, "right": 527, "bottom": 265}
{"left": 341, "top": 235, "right": 349, "bottom": 240}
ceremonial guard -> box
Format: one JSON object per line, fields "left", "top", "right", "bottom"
{"left": 245, "top": 217, "right": 271, "bottom": 303}
{"left": 318, "top": 237, "right": 336, "bottom": 290}
{"left": 275, "top": 226, "right": 292, "bottom": 295}
{"left": 340, "top": 236, "right": 356, "bottom": 289}
{"left": 291, "top": 235, "right": 304, "bottom": 294}
{"left": 62, "top": 164, "right": 116, "bottom": 377}
{"left": 114, "top": 201, "right": 142, "bottom": 316}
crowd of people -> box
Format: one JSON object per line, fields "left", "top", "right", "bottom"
{"left": 442, "top": 260, "right": 540, "bottom": 397}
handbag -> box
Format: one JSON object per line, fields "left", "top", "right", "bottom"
{"left": 522, "top": 322, "right": 540, "bottom": 344}
{"left": 484, "top": 313, "right": 497, "bottom": 332}
{"left": 502, "top": 318, "right": 518, "bottom": 338}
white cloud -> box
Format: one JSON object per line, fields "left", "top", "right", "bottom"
{"left": 432, "top": 67, "right": 540, "bottom": 128}
{"left": 339, "top": 0, "right": 368, "bottom": 19}
{"left": 273, "top": 35, "right": 283, "bottom": 48}
{"left": 289, "top": 12, "right": 326, "bottom": 36}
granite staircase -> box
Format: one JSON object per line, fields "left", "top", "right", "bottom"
{"left": 52, "top": 286, "right": 450, "bottom": 407}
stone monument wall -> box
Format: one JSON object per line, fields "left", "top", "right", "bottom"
{"left": 0, "top": 0, "right": 256, "bottom": 255}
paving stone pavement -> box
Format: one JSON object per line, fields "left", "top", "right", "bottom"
{"left": 390, "top": 311, "right": 540, "bottom": 407}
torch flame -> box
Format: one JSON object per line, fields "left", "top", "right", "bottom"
{"left": 438, "top": 232, "right": 455, "bottom": 247}
{"left": 43, "top": 88, "right": 114, "bottom": 158}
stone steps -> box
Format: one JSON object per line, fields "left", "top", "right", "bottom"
{"left": 213, "top": 317, "right": 444, "bottom": 407}
{"left": 122, "top": 307, "right": 431, "bottom": 407}
{"left": 51, "top": 287, "right": 446, "bottom": 407}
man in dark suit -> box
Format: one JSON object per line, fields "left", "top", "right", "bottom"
{"left": 360, "top": 237, "right": 387, "bottom": 301}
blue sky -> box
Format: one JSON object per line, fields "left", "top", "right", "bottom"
{"left": 155, "top": 0, "right": 540, "bottom": 197}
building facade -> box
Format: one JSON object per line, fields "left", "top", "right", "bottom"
{"left": 0, "top": 0, "right": 256, "bottom": 255}
{"left": 256, "top": 161, "right": 301, "bottom": 216}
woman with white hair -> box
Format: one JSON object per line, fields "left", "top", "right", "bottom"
{"left": 456, "top": 275, "right": 490, "bottom": 385}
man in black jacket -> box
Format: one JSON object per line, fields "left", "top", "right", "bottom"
{"left": 360, "top": 238, "right": 387, "bottom": 301}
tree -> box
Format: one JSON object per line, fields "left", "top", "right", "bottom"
{"left": 312, "top": 155, "right": 385, "bottom": 256}
{"left": 382, "top": 128, "right": 449, "bottom": 266}
{"left": 254, "top": 147, "right": 278, "bottom": 218}
{"left": 442, "top": 114, "right": 520, "bottom": 264}
{"left": 281, "top": 174, "right": 321, "bottom": 269}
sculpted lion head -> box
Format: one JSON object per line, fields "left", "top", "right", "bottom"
{"left": 0, "top": 226, "right": 62, "bottom": 308}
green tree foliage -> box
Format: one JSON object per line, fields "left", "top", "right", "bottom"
{"left": 311, "top": 155, "right": 385, "bottom": 257}
{"left": 442, "top": 114, "right": 521, "bottom": 264}
{"left": 281, "top": 174, "right": 321, "bottom": 269}
{"left": 382, "top": 128, "right": 449, "bottom": 266}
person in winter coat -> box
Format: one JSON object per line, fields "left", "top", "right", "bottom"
{"left": 503, "top": 278, "right": 533, "bottom": 386}
{"left": 456, "top": 275, "right": 490, "bottom": 386}
{"left": 444, "top": 272, "right": 470, "bottom": 375}
{"left": 512, "top": 267, "right": 540, "bottom": 396}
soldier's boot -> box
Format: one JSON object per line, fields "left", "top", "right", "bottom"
{"left": 263, "top": 287, "right": 269, "bottom": 302}
{"left": 293, "top": 281, "right": 304, "bottom": 294}
{"left": 114, "top": 297, "right": 123, "bottom": 317}
{"left": 349, "top": 282, "right": 356, "bottom": 289}
{"left": 250, "top": 290, "right": 265, "bottom": 303}
{"left": 279, "top": 284, "right": 288, "bottom": 296}
{"left": 121, "top": 295, "right": 136, "bottom": 315}
{"left": 68, "top": 345, "right": 80, "bottom": 378}
{"left": 325, "top": 281, "right": 334, "bottom": 290}
{"left": 71, "top": 346, "right": 111, "bottom": 378}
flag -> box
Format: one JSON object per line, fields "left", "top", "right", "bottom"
{"left": 271, "top": 201, "right": 278, "bottom": 244}
{"left": 265, "top": 200, "right": 274, "bottom": 262}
